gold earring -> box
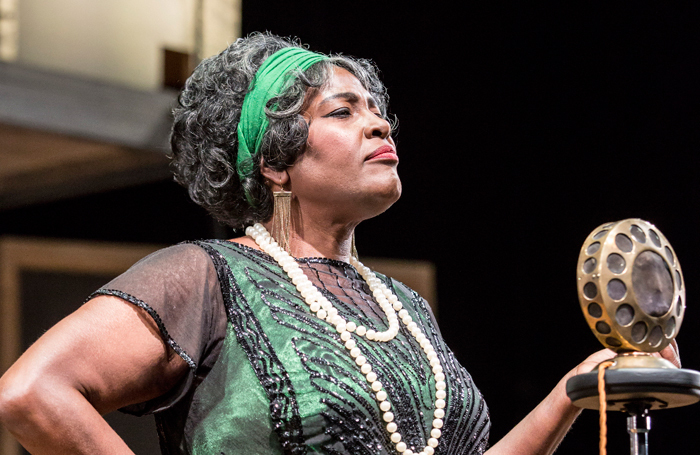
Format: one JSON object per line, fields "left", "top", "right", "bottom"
{"left": 351, "top": 232, "right": 359, "bottom": 260}
{"left": 271, "top": 188, "right": 292, "bottom": 254}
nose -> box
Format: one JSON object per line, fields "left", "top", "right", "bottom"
{"left": 365, "top": 112, "right": 391, "bottom": 139}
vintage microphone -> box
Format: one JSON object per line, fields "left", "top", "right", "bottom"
{"left": 566, "top": 219, "right": 700, "bottom": 454}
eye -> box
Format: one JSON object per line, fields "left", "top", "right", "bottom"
{"left": 325, "top": 107, "right": 351, "bottom": 118}
{"left": 369, "top": 106, "right": 385, "bottom": 119}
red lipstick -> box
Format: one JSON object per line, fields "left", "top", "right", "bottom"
{"left": 366, "top": 145, "right": 398, "bottom": 162}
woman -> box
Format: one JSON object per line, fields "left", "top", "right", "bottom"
{"left": 0, "top": 33, "right": 680, "bottom": 455}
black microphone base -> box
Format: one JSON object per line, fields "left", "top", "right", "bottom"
{"left": 566, "top": 367, "right": 700, "bottom": 411}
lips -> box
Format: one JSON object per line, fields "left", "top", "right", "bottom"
{"left": 366, "top": 145, "right": 398, "bottom": 162}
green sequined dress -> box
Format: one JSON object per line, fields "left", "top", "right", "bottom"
{"left": 92, "top": 240, "right": 490, "bottom": 454}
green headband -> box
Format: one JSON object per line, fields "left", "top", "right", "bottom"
{"left": 236, "top": 47, "right": 328, "bottom": 206}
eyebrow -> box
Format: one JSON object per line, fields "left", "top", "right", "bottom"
{"left": 318, "top": 92, "right": 379, "bottom": 109}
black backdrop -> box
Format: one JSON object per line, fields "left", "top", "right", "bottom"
{"left": 2, "top": 1, "right": 700, "bottom": 453}
{"left": 240, "top": 2, "right": 700, "bottom": 452}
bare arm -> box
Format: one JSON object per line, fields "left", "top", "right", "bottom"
{"left": 0, "top": 295, "right": 189, "bottom": 454}
{"left": 485, "top": 342, "right": 681, "bottom": 455}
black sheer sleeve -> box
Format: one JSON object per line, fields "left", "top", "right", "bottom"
{"left": 88, "top": 243, "right": 227, "bottom": 414}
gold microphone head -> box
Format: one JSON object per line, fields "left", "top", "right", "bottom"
{"left": 576, "top": 218, "right": 685, "bottom": 353}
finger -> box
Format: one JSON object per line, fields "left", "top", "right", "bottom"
{"left": 660, "top": 340, "right": 681, "bottom": 368}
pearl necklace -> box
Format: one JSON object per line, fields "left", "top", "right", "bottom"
{"left": 246, "top": 223, "right": 446, "bottom": 455}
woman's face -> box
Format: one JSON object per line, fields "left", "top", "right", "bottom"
{"left": 287, "top": 66, "right": 401, "bottom": 224}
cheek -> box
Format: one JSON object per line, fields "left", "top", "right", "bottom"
{"left": 307, "top": 128, "right": 360, "bottom": 163}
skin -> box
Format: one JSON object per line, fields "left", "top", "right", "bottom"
{"left": 0, "top": 66, "right": 682, "bottom": 455}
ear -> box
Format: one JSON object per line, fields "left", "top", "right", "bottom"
{"left": 260, "top": 161, "right": 290, "bottom": 189}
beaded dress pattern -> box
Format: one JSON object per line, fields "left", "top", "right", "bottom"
{"left": 182, "top": 240, "right": 490, "bottom": 455}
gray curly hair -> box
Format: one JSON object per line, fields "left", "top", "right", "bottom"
{"left": 169, "top": 32, "right": 393, "bottom": 229}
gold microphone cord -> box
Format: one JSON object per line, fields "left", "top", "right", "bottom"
{"left": 597, "top": 360, "right": 615, "bottom": 455}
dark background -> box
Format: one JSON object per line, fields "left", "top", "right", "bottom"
{"left": 2, "top": 1, "right": 700, "bottom": 453}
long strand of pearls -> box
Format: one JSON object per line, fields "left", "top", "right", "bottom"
{"left": 245, "top": 223, "right": 446, "bottom": 455}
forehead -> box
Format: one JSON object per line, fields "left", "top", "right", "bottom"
{"left": 305, "top": 66, "right": 374, "bottom": 109}
{"left": 322, "top": 66, "right": 366, "bottom": 93}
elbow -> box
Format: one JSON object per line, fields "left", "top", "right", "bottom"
{"left": 0, "top": 372, "right": 49, "bottom": 435}
{"left": 0, "top": 376, "right": 33, "bottom": 431}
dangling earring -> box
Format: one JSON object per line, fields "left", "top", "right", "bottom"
{"left": 271, "top": 188, "right": 292, "bottom": 254}
{"left": 351, "top": 232, "right": 359, "bottom": 260}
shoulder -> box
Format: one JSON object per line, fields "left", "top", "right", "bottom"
{"left": 376, "top": 272, "right": 442, "bottom": 336}
{"left": 373, "top": 271, "right": 426, "bottom": 310}
{"left": 139, "top": 242, "right": 214, "bottom": 264}
{"left": 99, "top": 242, "right": 222, "bottom": 297}
{"left": 126, "top": 242, "right": 220, "bottom": 276}
{"left": 374, "top": 272, "right": 420, "bottom": 302}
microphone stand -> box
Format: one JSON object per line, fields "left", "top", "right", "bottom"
{"left": 566, "top": 354, "right": 700, "bottom": 455}
{"left": 626, "top": 402, "right": 651, "bottom": 455}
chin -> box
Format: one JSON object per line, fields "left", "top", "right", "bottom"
{"left": 363, "top": 178, "right": 402, "bottom": 219}
{"left": 384, "top": 174, "right": 402, "bottom": 202}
